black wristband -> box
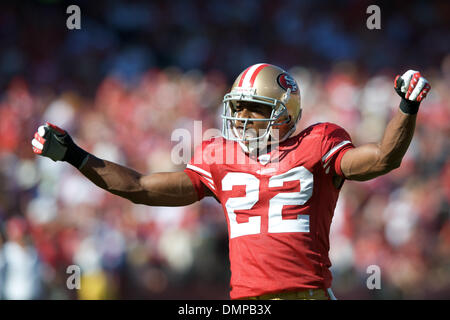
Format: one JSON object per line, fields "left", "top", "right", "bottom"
{"left": 64, "top": 144, "right": 89, "bottom": 169}
{"left": 399, "top": 98, "right": 420, "bottom": 115}
{"left": 60, "top": 134, "right": 90, "bottom": 169}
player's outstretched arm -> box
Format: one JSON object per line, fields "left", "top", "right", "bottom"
{"left": 31, "top": 123, "right": 206, "bottom": 206}
{"left": 79, "top": 155, "right": 202, "bottom": 206}
{"left": 340, "top": 70, "right": 431, "bottom": 181}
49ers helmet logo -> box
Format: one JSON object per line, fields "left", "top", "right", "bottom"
{"left": 277, "top": 73, "right": 298, "bottom": 93}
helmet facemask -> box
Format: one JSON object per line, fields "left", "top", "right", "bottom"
{"left": 221, "top": 88, "right": 293, "bottom": 154}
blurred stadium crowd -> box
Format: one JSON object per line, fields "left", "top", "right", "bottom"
{"left": 0, "top": 0, "right": 449, "bottom": 299}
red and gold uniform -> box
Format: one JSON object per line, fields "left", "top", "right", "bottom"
{"left": 185, "top": 122, "right": 353, "bottom": 299}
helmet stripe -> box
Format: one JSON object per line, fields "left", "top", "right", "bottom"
{"left": 240, "top": 63, "right": 269, "bottom": 88}
{"left": 249, "top": 63, "right": 269, "bottom": 87}
{"left": 238, "top": 66, "right": 251, "bottom": 87}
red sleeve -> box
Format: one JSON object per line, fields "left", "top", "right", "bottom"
{"left": 320, "top": 123, "right": 355, "bottom": 178}
{"left": 184, "top": 169, "right": 205, "bottom": 201}
{"left": 183, "top": 140, "right": 217, "bottom": 200}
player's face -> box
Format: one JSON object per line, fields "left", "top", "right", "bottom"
{"left": 234, "top": 101, "right": 272, "bottom": 124}
{"left": 232, "top": 101, "right": 272, "bottom": 140}
{"left": 232, "top": 101, "right": 290, "bottom": 143}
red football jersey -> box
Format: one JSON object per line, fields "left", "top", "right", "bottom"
{"left": 184, "top": 122, "right": 354, "bottom": 299}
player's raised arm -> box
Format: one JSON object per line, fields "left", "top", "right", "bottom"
{"left": 31, "top": 123, "right": 208, "bottom": 206}
{"left": 340, "top": 70, "right": 431, "bottom": 181}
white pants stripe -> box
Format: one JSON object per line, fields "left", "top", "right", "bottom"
{"left": 327, "top": 288, "right": 337, "bottom": 300}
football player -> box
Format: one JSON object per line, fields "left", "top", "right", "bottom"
{"left": 32, "top": 64, "right": 430, "bottom": 300}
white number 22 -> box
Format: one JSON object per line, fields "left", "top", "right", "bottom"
{"left": 222, "top": 166, "right": 313, "bottom": 239}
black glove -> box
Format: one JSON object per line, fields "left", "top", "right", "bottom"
{"left": 32, "top": 122, "right": 90, "bottom": 169}
{"left": 394, "top": 70, "right": 431, "bottom": 115}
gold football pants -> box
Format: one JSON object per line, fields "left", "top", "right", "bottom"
{"left": 244, "top": 288, "right": 336, "bottom": 300}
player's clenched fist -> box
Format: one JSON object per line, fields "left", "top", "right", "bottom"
{"left": 394, "top": 70, "right": 431, "bottom": 114}
{"left": 32, "top": 122, "right": 67, "bottom": 160}
{"left": 31, "top": 122, "right": 89, "bottom": 169}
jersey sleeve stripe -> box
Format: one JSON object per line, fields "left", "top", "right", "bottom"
{"left": 186, "top": 164, "right": 212, "bottom": 178}
{"left": 186, "top": 164, "right": 216, "bottom": 190}
{"left": 321, "top": 140, "right": 352, "bottom": 163}
{"left": 203, "top": 176, "right": 215, "bottom": 186}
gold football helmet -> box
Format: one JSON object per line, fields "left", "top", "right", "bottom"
{"left": 221, "top": 63, "right": 302, "bottom": 152}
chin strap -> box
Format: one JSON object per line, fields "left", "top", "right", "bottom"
{"left": 232, "top": 117, "right": 299, "bottom": 155}
{"left": 233, "top": 128, "right": 270, "bottom": 155}
{"left": 269, "top": 108, "right": 302, "bottom": 144}
{"left": 271, "top": 122, "right": 296, "bottom": 143}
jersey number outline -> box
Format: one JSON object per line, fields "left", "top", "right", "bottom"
{"left": 222, "top": 166, "right": 313, "bottom": 239}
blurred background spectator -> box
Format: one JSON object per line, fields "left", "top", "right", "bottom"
{"left": 0, "top": 0, "right": 449, "bottom": 299}
{"left": 0, "top": 217, "right": 43, "bottom": 299}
